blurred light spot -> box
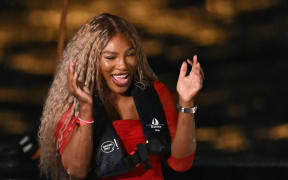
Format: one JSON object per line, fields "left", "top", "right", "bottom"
{"left": 29, "top": 10, "right": 60, "bottom": 28}
{"left": 206, "top": 0, "right": 235, "bottom": 18}
{"left": 197, "top": 125, "right": 248, "bottom": 152}
{"left": 143, "top": 39, "right": 163, "bottom": 56}
{"left": 125, "top": 2, "right": 226, "bottom": 46}
{"left": 213, "top": 125, "right": 248, "bottom": 151}
{"left": 125, "top": 1, "right": 150, "bottom": 22}
{"left": 89, "top": 0, "right": 111, "bottom": 11}
{"left": 268, "top": 124, "right": 288, "bottom": 140}
{"left": 8, "top": 54, "right": 57, "bottom": 75}
{"left": 0, "top": 29, "right": 12, "bottom": 46}
{"left": 236, "top": 0, "right": 280, "bottom": 12}
{"left": 140, "top": 14, "right": 225, "bottom": 46}
{"left": 0, "top": 87, "right": 47, "bottom": 104}
{"left": 87, "top": 0, "right": 120, "bottom": 14}
{"left": 0, "top": 111, "right": 26, "bottom": 134}
{"left": 194, "top": 28, "right": 225, "bottom": 46}
{"left": 67, "top": 11, "right": 91, "bottom": 28}
{"left": 206, "top": 0, "right": 280, "bottom": 21}
{"left": 16, "top": 0, "right": 228, "bottom": 47}
{"left": 197, "top": 128, "right": 217, "bottom": 141}
{"left": 227, "top": 103, "right": 248, "bottom": 117}
{"left": 1, "top": 27, "right": 56, "bottom": 45}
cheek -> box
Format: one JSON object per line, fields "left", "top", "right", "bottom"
{"left": 100, "top": 60, "right": 112, "bottom": 75}
{"left": 128, "top": 58, "right": 138, "bottom": 72}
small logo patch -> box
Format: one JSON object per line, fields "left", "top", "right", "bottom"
{"left": 152, "top": 118, "right": 159, "bottom": 125}
{"left": 101, "top": 139, "right": 119, "bottom": 153}
{"left": 146, "top": 118, "right": 164, "bottom": 132}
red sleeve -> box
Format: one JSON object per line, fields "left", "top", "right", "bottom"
{"left": 153, "top": 81, "right": 195, "bottom": 172}
{"left": 55, "top": 104, "right": 77, "bottom": 155}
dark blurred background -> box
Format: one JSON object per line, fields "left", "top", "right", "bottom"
{"left": 0, "top": 0, "right": 287, "bottom": 179}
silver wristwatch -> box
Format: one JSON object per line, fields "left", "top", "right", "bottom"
{"left": 177, "top": 104, "right": 197, "bottom": 114}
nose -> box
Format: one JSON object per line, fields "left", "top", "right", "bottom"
{"left": 116, "top": 56, "right": 128, "bottom": 70}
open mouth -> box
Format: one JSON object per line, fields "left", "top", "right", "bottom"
{"left": 111, "top": 73, "right": 130, "bottom": 87}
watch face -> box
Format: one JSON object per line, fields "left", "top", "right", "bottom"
{"left": 177, "top": 104, "right": 197, "bottom": 114}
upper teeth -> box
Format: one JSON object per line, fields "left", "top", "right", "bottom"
{"left": 113, "top": 74, "right": 128, "bottom": 78}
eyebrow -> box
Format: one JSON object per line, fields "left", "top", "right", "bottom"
{"left": 101, "top": 51, "right": 117, "bottom": 55}
{"left": 101, "top": 47, "right": 135, "bottom": 55}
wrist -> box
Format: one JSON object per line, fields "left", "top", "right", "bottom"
{"left": 75, "top": 113, "right": 94, "bottom": 126}
{"left": 178, "top": 98, "right": 195, "bottom": 108}
{"left": 79, "top": 103, "right": 93, "bottom": 120}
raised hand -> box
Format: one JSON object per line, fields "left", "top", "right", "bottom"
{"left": 67, "top": 61, "right": 93, "bottom": 119}
{"left": 176, "top": 55, "right": 204, "bottom": 107}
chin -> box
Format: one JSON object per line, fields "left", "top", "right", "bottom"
{"left": 108, "top": 82, "right": 132, "bottom": 95}
{"left": 112, "top": 87, "right": 129, "bottom": 94}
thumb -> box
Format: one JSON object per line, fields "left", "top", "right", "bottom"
{"left": 179, "top": 61, "right": 187, "bottom": 79}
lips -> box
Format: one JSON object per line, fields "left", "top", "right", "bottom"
{"left": 111, "top": 73, "right": 130, "bottom": 87}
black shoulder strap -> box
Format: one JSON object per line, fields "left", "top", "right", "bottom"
{"left": 132, "top": 84, "right": 171, "bottom": 154}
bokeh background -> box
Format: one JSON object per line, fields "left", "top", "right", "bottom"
{"left": 0, "top": 0, "right": 287, "bottom": 179}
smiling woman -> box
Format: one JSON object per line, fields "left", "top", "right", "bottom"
{"left": 38, "top": 13, "right": 203, "bottom": 180}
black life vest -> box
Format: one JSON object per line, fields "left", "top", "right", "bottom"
{"left": 90, "top": 84, "right": 171, "bottom": 178}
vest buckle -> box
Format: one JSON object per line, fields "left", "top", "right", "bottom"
{"left": 136, "top": 144, "right": 152, "bottom": 170}
{"left": 125, "top": 143, "right": 152, "bottom": 170}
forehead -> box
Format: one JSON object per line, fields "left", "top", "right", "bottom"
{"left": 102, "top": 33, "right": 134, "bottom": 53}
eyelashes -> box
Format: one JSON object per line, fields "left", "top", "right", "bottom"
{"left": 104, "top": 56, "right": 115, "bottom": 60}
{"left": 103, "top": 52, "right": 135, "bottom": 60}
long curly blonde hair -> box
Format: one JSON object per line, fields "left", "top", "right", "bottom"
{"left": 38, "top": 13, "right": 157, "bottom": 179}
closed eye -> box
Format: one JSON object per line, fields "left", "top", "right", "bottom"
{"left": 127, "top": 52, "right": 135, "bottom": 57}
{"left": 104, "top": 56, "right": 116, "bottom": 60}
{"left": 126, "top": 50, "right": 136, "bottom": 57}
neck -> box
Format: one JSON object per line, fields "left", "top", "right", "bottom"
{"left": 103, "top": 87, "right": 135, "bottom": 121}
{"left": 108, "top": 91, "right": 132, "bottom": 104}
{"left": 107, "top": 85, "right": 133, "bottom": 103}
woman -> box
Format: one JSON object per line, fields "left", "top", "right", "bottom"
{"left": 39, "top": 13, "right": 203, "bottom": 180}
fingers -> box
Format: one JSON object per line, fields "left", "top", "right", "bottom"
{"left": 67, "top": 60, "right": 92, "bottom": 104}
{"left": 68, "top": 60, "right": 82, "bottom": 94}
{"left": 71, "top": 71, "right": 79, "bottom": 93}
{"left": 188, "top": 55, "right": 205, "bottom": 81}
{"left": 179, "top": 61, "right": 188, "bottom": 79}
{"left": 186, "top": 55, "right": 197, "bottom": 66}
{"left": 180, "top": 55, "right": 202, "bottom": 79}
{"left": 188, "top": 55, "right": 200, "bottom": 76}
{"left": 67, "top": 61, "right": 75, "bottom": 93}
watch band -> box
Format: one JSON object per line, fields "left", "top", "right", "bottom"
{"left": 177, "top": 104, "right": 197, "bottom": 114}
